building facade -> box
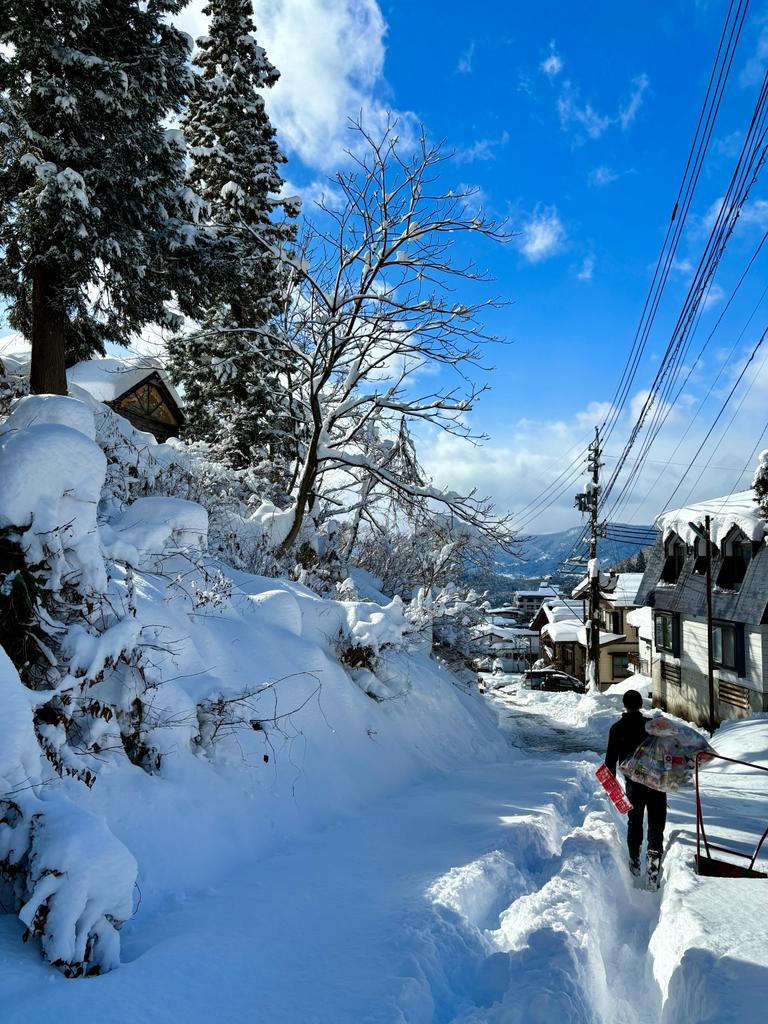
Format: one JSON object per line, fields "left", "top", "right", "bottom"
{"left": 635, "top": 492, "right": 768, "bottom": 726}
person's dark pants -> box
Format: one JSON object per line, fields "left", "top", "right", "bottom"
{"left": 625, "top": 780, "right": 667, "bottom": 858}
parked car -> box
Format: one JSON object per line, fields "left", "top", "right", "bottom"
{"left": 520, "top": 668, "right": 586, "bottom": 694}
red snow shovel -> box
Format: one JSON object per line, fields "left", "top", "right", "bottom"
{"left": 695, "top": 750, "right": 768, "bottom": 878}
{"left": 596, "top": 763, "right": 633, "bottom": 814}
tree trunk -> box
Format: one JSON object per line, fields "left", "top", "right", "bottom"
{"left": 30, "top": 266, "right": 67, "bottom": 395}
{"left": 278, "top": 390, "right": 323, "bottom": 555}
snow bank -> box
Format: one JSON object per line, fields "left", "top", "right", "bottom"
{"left": 650, "top": 715, "right": 768, "bottom": 1022}
{"left": 101, "top": 496, "right": 208, "bottom": 567}
{"left": 0, "top": 646, "right": 40, "bottom": 791}
{"left": 0, "top": 393, "right": 96, "bottom": 441}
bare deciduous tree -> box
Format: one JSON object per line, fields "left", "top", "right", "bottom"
{"left": 241, "top": 119, "right": 516, "bottom": 556}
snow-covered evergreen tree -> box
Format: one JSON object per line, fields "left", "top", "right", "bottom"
{"left": 167, "top": 0, "right": 300, "bottom": 472}
{"left": 0, "top": 0, "right": 207, "bottom": 394}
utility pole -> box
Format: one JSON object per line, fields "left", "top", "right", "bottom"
{"left": 705, "top": 515, "right": 716, "bottom": 733}
{"left": 576, "top": 427, "right": 605, "bottom": 692}
{"left": 688, "top": 514, "right": 716, "bottom": 733}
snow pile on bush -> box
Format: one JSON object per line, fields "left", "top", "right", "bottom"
{"left": 0, "top": 647, "right": 137, "bottom": 977}
{"left": 19, "top": 799, "right": 138, "bottom": 976}
{"left": 0, "top": 396, "right": 107, "bottom": 591}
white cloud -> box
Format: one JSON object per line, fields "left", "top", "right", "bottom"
{"left": 557, "top": 85, "right": 612, "bottom": 140}
{"left": 740, "top": 25, "right": 768, "bottom": 87}
{"left": 618, "top": 74, "right": 650, "bottom": 130}
{"left": 576, "top": 254, "right": 595, "bottom": 281}
{"left": 547, "top": 55, "right": 649, "bottom": 143}
{"left": 175, "top": 1, "right": 404, "bottom": 172}
{"left": 454, "top": 131, "right": 510, "bottom": 164}
{"left": 518, "top": 206, "right": 566, "bottom": 263}
{"left": 702, "top": 282, "right": 726, "bottom": 309}
{"left": 540, "top": 41, "right": 563, "bottom": 77}
{"left": 698, "top": 195, "right": 768, "bottom": 237}
{"left": 457, "top": 42, "right": 476, "bottom": 75}
{"left": 419, "top": 374, "right": 765, "bottom": 533}
{"left": 671, "top": 257, "right": 694, "bottom": 274}
{"left": 588, "top": 165, "right": 619, "bottom": 187}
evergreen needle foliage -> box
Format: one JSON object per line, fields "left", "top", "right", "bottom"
{"left": 167, "top": 0, "right": 300, "bottom": 476}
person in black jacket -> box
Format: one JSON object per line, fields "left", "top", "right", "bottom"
{"left": 605, "top": 689, "right": 667, "bottom": 880}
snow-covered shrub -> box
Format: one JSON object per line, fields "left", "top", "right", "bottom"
{"left": 0, "top": 646, "right": 137, "bottom": 977}
{"left": 19, "top": 799, "right": 137, "bottom": 977}
{"left": 0, "top": 403, "right": 108, "bottom": 592}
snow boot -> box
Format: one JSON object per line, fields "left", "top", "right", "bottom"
{"left": 646, "top": 851, "right": 662, "bottom": 891}
{"left": 628, "top": 854, "right": 641, "bottom": 877}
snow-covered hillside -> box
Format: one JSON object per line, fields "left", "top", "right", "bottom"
{"left": 0, "top": 392, "right": 505, "bottom": 980}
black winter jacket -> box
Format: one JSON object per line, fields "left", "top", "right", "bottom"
{"left": 605, "top": 710, "right": 649, "bottom": 776}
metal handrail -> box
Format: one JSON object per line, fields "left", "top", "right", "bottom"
{"left": 695, "top": 750, "right": 768, "bottom": 875}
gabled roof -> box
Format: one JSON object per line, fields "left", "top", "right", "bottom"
{"left": 68, "top": 357, "right": 183, "bottom": 410}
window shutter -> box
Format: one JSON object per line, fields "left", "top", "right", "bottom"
{"left": 735, "top": 623, "right": 746, "bottom": 678}
{"left": 672, "top": 614, "right": 681, "bottom": 658}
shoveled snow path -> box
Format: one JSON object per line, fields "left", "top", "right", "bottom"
{"left": 0, "top": 709, "right": 662, "bottom": 1023}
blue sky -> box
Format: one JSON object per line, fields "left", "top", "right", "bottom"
{"left": 237, "top": 0, "right": 768, "bottom": 532}
{"left": 5, "top": 0, "right": 768, "bottom": 533}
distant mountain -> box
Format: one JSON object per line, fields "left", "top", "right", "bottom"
{"left": 496, "top": 524, "right": 654, "bottom": 581}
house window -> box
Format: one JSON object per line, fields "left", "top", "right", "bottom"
{"left": 611, "top": 654, "right": 630, "bottom": 679}
{"left": 712, "top": 623, "right": 736, "bottom": 669}
{"left": 716, "top": 533, "right": 753, "bottom": 591}
{"left": 660, "top": 535, "right": 687, "bottom": 584}
{"left": 712, "top": 621, "right": 745, "bottom": 675}
{"left": 654, "top": 612, "right": 680, "bottom": 655}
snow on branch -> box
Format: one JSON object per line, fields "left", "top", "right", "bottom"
{"left": 240, "top": 118, "right": 515, "bottom": 554}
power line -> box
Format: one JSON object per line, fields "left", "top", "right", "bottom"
{"left": 600, "top": 0, "right": 750, "bottom": 445}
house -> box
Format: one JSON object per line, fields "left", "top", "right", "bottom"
{"left": 532, "top": 597, "right": 587, "bottom": 678}
{"left": 487, "top": 604, "right": 524, "bottom": 624}
{"left": 635, "top": 490, "right": 768, "bottom": 726}
{"left": 535, "top": 574, "right": 642, "bottom": 689}
{"left": 471, "top": 623, "right": 540, "bottom": 673}
{"left": 0, "top": 335, "right": 184, "bottom": 443}
{"left": 512, "top": 584, "right": 562, "bottom": 624}
{"left": 68, "top": 358, "right": 185, "bottom": 442}
{"left": 573, "top": 572, "right": 645, "bottom": 686}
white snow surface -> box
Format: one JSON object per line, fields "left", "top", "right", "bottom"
{"left": 0, "top": 393, "right": 96, "bottom": 441}
{"left": 1, "top": 397, "right": 767, "bottom": 1020}
{"left": 100, "top": 496, "right": 208, "bottom": 567}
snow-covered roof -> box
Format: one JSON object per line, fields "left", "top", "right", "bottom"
{"left": 576, "top": 626, "right": 627, "bottom": 648}
{"left": 0, "top": 333, "right": 30, "bottom": 372}
{"left": 68, "top": 357, "right": 182, "bottom": 408}
{"left": 607, "top": 573, "right": 644, "bottom": 607}
{"left": 0, "top": 337, "right": 182, "bottom": 412}
{"left": 656, "top": 490, "right": 766, "bottom": 547}
{"left": 571, "top": 572, "right": 643, "bottom": 606}
{"left": 627, "top": 605, "right": 652, "bottom": 641}
{"left": 541, "top": 620, "right": 582, "bottom": 643}
{"left": 543, "top": 599, "right": 585, "bottom": 623}
{"left": 515, "top": 586, "right": 559, "bottom": 599}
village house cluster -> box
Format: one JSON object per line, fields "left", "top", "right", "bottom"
{"left": 474, "top": 491, "right": 768, "bottom": 728}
